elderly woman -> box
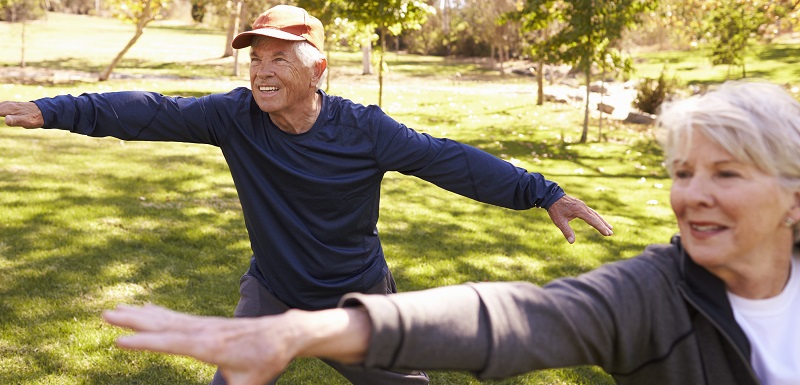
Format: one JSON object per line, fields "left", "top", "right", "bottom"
{"left": 104, "top": 80, "right": 800, "bottom": 385}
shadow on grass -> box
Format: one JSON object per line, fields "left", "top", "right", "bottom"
{"left": 148, "top": 24, "right": 227, "bottom": 36}
{"left": 0, "top": 138, "right": 247, "bottom": 384}
{"left": 381, "top": 177, "right": 667, "bottom": 279}
{"left": 757, "top": 44, "right": 800, "bottom": 64}
{"left": 16, "top": 56, "right": 235, "bottom": 79}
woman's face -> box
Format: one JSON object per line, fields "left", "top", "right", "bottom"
{"left": 670, "top": 131, "right": 798, "bottom": 279}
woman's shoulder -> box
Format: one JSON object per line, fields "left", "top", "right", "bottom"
{"left": 610, "top": 235, "right": 684, "bottom": 281}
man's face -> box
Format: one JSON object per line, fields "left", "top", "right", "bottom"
{"left": 249, "top": 37, "right": 317, "bottom": 115}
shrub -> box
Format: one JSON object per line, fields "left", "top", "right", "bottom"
{"left": 633, "top": 66, "right": 679, "bottom": 114}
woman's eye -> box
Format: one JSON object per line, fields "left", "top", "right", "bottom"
{"left": 718, "top": 170, "right": 740, "bottom": 178}
{"left": 674, "top": 170, "right": 691, "bottom": 179}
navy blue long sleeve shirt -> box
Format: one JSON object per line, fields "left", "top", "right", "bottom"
{"left": 34, "top": 88, "right": 565, "bottom": 309}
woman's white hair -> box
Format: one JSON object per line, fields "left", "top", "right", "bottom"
{"left": 658, "top": 80, "right": 800, "bottom": 190}
{"left": 657, "top": 80, "right": 800, "bottom": 240}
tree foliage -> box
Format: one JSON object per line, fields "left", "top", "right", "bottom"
{"left": 295, "top": 0, "right": 373, "bottom": 91}
{"left": 705, "top": 2, "right": 764, "bottom": 72}
{"left": 514, "top": 0, "right": 654, "bottom": 142}
{"left": 505, "top": 0, "right": 563, "bottom": 105}
{"left": 463, "top": 0, "right": 520, "bottom": 73}
{"left": 1, "top": 0, "right": 42, "bottom": 21}
{"left": 659, "top": 0, "right": 800, "bottom": 77}
{"left": 401, "top": 0, "right": 523, "bottom": 57}
{"left": 339, "top": 0, "right": 435, "bottom": 106}
{"left": 190, "top": 0, "right": 206, "bottom": 23}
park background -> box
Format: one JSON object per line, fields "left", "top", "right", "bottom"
{"left": 1, "top": 0, "right": 799, "bottom": 384}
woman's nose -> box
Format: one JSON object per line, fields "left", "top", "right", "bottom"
{"left": 683, "top": 175, "right": 715, "bottom": 207}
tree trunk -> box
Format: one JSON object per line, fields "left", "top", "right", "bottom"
{"left": 489, "top": 43, "right": 496, "bottom": 70}
{"left": 580, "top": 68, "right": 590, "bottom": 143}
{"left": 99, "top": 7, "right": 157, "bottom": 83}
{"left": 223, "top": 0, "right": 244, "bottom": 58}
{"left": 325, "top": 43, "right": 332, "bottom": 92}
{"left": 536, "top": 26, "right": 550, "bottom": 106}
{"left": 598, "top": 72, "right": 605, "bottom": 141}
{"left": 496, "top": 46, "right": 505, "bottom": 75}
{"left": 231, "top": 0, "right": 247, "bottom": 75}
{"left": 442, "top": 0, "right": 451, "bottom": 56}
{"left": 536, "top": 57, "right": 544, "bottom": 106}
{"left": 233, "top": 47, "right": 240, "bottom": 77}
{"left": 99, "top": 27, "right": 145, "bottom": 81}
{"left": 20, "top": 21, "right": 26, "bottom": 68}
{"left": 361, "top": 44, "right": 372, "bottom": 75}
{"left": 378, "top": 30, "right": 385, "bottom": 107}
{"left": 99, "top": 0, "right": 158, "bottom": 81}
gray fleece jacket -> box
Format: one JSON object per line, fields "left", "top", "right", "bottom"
{"left": 341, "top": 236, "right": 762, "bottom": 385}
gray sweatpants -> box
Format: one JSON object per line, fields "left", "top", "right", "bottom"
{"left": 209, "top": 271, "right": 430, "bottom": 385}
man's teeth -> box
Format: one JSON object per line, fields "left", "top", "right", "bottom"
{"left": 260, "top": 86, "right": 278, "bottom": 91}
{"left": 691, "top": 224, "right": 722, "bottom": 231}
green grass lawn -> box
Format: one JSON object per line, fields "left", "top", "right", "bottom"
{"left": 633, "top": 38, "right": 800, "bottom": 87}
{"left": 0, "top": 11, "right": 796, "bottom": 385}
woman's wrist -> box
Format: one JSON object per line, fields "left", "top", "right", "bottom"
{"left": 282, "top": 307, "right": 371, "bottom": 364}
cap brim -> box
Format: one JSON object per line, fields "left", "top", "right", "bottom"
{"left": 231, "top": 28, "right": 306, "bottom": 49}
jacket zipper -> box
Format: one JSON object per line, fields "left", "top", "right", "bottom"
{"left": 678, "top": 286, "right": 763, "bottom": 385}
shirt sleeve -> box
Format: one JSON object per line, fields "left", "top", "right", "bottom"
{"left": 370, "top": 109, "right": 564, "bottom": 210}
{"left": 340, "top": 246, "right": 688, "bottom": 379}
{"left": 32, "top": 89, "right": 249, "bottom": 146}
{"left": 340, "top": 284, "right": 491, "bottom": 374}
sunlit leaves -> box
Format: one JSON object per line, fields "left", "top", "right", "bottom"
{"left": 105, "top": 0, "right": 168, "bottom": 25}
{"left": 656, "top": 0, "right": 800, "bottom": 75}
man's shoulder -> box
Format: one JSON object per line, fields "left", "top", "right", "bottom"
{"left": 214, "top": 87, "right": 253, "bottom": 102}
{"left": 323, "top": 93, "right": 389, "bottom": 128}
{"left": 195, "top": 88, "right": 256, "bottom": 117}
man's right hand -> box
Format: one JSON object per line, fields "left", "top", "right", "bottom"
{"left": 0, "top": 101, "right": 44, "bottom": 128}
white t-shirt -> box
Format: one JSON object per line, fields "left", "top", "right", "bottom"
{"left": 727, "top": 256, "right": 800, "bottom": 385}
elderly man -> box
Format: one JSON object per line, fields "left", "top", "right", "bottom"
{"left": 0, "top": 4, "right": 611, "bottom": 385}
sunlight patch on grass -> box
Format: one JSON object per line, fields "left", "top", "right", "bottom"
{"left": 95, "top": 282, "right": 149, "bottom": 306}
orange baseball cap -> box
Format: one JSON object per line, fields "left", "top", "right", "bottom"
{"left": 231, "top": 5, "right": 324, "bottom": 51}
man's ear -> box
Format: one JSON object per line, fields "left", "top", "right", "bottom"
{"left": 312, "top": 58, "right": 328, "bottom": 85}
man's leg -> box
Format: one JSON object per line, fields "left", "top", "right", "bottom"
{"left": 209, "top": 272, "right": 289, "bottom": 385}
{"left": 324, "top": 270, "right": 430, "bottom": 385}
{"left": 211, "top": 270, "right": 429, "bottom": 385}
{"left": 324, "top": 362, "right": 430, "bottom": 385}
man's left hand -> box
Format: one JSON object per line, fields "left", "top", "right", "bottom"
{"left": 546, "top": 195, "right": 613, "bottom": 244}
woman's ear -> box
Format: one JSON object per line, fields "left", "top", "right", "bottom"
{"left": 787, "top": 190, "right": 800, "bottom": 225}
